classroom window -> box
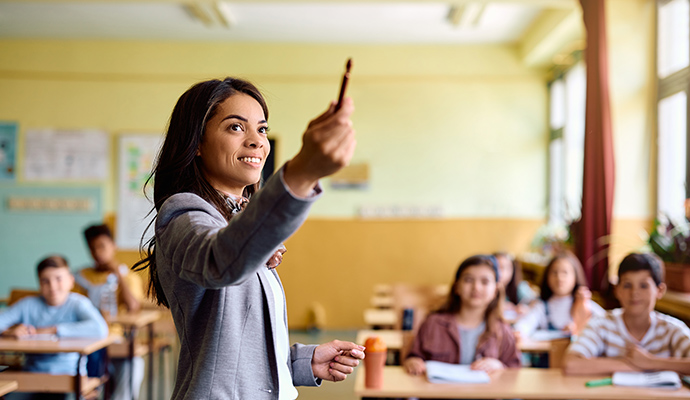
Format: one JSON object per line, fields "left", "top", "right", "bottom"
{"left": 548, "top": 61, "right": 586, "bottom": 226}
{"left": 658, "top": 0, "right": 689, "bottom": 79}
{"left": 657, "top": 0, "right": 690, "bottom": 223}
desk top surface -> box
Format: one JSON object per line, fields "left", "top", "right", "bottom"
{"left": 108, "top": 309, "right": 163, "bottom": 328}
{"left": 0, "top": 380, "right": 18, "bottom": 397}
{"left": 355, "top": 330, "right": 559, "bottom": 353}
{"left": 0, "top": 333, "right": 118, "bottom": 354}
{"left": 363, "top": 309, "right": 398, "bottom": 326}
{"left": 354, "top": 366, "right": 690, "bottom": 399}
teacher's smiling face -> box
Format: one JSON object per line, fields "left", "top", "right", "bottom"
{"left": 198, "top": 93, "right": 270, "bottom": 196}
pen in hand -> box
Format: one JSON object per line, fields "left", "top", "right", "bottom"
{"left": 334, "top": 58, "right": 352, "bottom": 112}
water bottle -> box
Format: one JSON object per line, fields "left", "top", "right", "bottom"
{"left": 100, "top": 274, "right": 119, "bottom": 318}
{"left": 401, "top": 308, "right": 414, "bottom": 331}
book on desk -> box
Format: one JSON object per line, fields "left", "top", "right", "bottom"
{"left": 612, "top": 371, "right": 682, "bottom": 389}
{"left": 425, "top": 361, "right": 490, "bottom": 384}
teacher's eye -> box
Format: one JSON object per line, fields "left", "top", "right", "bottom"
{"left": 258, "top": 126, "right": 269, "bottom": 134}
{"left": 229, "top": 123, "right": 244, "bottom": 132}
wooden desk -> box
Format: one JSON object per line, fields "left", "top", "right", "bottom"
{"left": 354, "top": 366, "right": 690, "bottom": 399}
{"left": 356, "top": 330, "right": 564, "bottom": 355}
{"left": 0, "top": 335, "right": 118, "bottom": 398}
{"left": 363, "top": 309, "right": 397, "bottom": 329}
{"left": 656, "top": 290, "right": 690, "bottom": 321}
{"left": 0, "top": 380, "right": 18, "bottom": 397}
{"left": 370, "top": 295, "right": 394, "bottom": 309}
{"left": 372, "top": 284, "right": 393, "bottom": 297}
{"left": 109, "top": 309, "right": 163, "bottom": 400}
{"left": 519, "top": 259, "right": 547, "bottom": 287}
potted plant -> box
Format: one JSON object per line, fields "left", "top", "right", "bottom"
{"left": 648, "top": 217, "right": 690, "bottom": 292}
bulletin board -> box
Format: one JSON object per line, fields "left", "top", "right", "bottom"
{"left": 23, "top": 129, "right": 109, "bottom": 181}
{"left": 116, "top": 134, "right": 163, "bottom": 250}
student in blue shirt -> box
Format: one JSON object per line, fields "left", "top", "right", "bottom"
{"left": 0, "top": 255, "right": 109, "bottom": 380}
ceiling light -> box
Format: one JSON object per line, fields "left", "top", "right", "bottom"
{"left": 214, "top": 2, "right": 235, "bottom": 28}
{"left": 183, "top": 1, "right": 233, "bottom": 29}
{"left": 184, "top": 2, "right": 214, "bottom": 27}
{"left": 447, "top": 2, "right": 485, "bottom": 28}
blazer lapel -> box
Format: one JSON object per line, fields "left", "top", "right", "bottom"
{"left": 257, "top": 270, "right": 278, "bottom": 344}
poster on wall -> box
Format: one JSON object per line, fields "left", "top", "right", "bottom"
{"left": 0, "top": 122, "right": 17, "bottom": 181}
{"left": 24, "top": 129, "right": 109, "bottom": 181}
{"left": 116, "top": 134, "right": 163, "bottom": 250}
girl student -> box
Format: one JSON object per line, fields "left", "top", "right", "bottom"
{"left": 514, "top": 251, "right": 605, "bottom": 338}
{"left": 403, "top": 255, "right": 521, "bottom": 376}
{"left": 494, "top": 252, "right": 537, "bottom": 318}
{"left": 133, "top": 77, "right": 363, "bottom": 399}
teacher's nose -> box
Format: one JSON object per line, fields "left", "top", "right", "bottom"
{"left": 245, "top": 135, "right": 264, "bottom": 148}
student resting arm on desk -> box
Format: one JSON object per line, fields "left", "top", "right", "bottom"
{"left": 132, "top": 77, "right": 362, "bottom": 400}
{"left": 404, "top": 255, "right": 521, "bottom": 376}
{"left": 564, "top": 253, "right": 690, "bottom": 375}
{"left": 0, "top": 255, "right": 108, "bottom": 375}
{"left": 513, "top": 251, "right": 604, "bottom": 339}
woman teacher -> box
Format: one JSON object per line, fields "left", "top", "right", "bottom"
{"left": 134, "top": 77, "right": 363, "bottom": 399}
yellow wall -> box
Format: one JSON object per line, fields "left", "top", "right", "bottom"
{"left": 0, "top": 41, "right": 549, "bottom": 218}
{"left": 280, "top": 218, "right": 545, "bottom": 328}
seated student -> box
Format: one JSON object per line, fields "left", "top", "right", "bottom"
{"left": 564, "top": 253, "right": 690, "bottom": 375}
{"left": 0, "top": 255, "right": 108, "bottom": 375}
{"left": 75, "top": 224, "right": 144, "bottom": 314}
{"left": 74, "top": 224, "right": 145, "bottom": 400}
{"left": 403, "top": 255, "right": 521, "bottom": 376}
{"left": 494, "top": 252, "right": 537, "bottom": 318}
{"left": 514, "top": 251, "right": 605, "bottom": 338}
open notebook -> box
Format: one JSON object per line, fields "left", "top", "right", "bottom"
{"left": 530, "top": 330, "right": 571, "bottom": 341}
{"left": 425, "top": 361, "right": 490, "bottom": 384}
{"left": 612, "top": 371, "right": 681, "bottom": 389}
{"left": 21, "top": 334, "right": 58, "bottom": 341}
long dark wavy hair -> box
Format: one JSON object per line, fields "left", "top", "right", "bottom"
{"left": 494, "top": 252, "right": 524, "bottom": 305}
{"left": 539, "top": 250, "right": 588, "bottom": 302}
{"left": 133, "top": 77, "right": 269, "bottom": 308}
{"left": 436, "top": 255, "right": 505, "bottom": 342}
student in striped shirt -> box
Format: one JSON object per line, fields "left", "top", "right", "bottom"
{"left": 564, "top": 253, "right": 690, "bottom": 375}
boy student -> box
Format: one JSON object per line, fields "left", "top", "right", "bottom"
{"left": 76, "top": 224, "right": 145, "bottom": 400}
{"left": 75, "top": 224, "right": 144, "bottom": 314}
{"left": 564, "top": 253, "right": 690, "bottom": 375}
{"left": 0, "top": 255, "right": 109, "bottom": 376}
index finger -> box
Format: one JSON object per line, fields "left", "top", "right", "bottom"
{"left": 334, "top": 340, "right": 365, "bottom": 352}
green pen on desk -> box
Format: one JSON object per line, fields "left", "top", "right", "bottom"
{"left": 585, "top": 377, "right": 613, "bottom": 387}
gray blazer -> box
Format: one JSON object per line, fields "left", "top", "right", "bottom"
{"left": 155, "top": 171, "right": 321, "bottom": 399}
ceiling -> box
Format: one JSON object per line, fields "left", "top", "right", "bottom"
{"left": 0, "top": 1, "right": 578, "bottom": 44}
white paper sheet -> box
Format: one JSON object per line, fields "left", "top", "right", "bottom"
{"left": 24, "top": 129, "right": 109, "bottom": 180}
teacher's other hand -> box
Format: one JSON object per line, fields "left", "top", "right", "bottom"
{"left": 312, "top": 339, "right": 365, "bottom": 382}
{"left": 284, "top": 98, "right": 356, "bottom": 198}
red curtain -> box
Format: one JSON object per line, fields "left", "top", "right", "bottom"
{"left": 573, "top": 0, "right": 615, "bottom": 292}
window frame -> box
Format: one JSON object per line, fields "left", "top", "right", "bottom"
{"left": 656, "top": 0, "right": 690, "bottom": 217}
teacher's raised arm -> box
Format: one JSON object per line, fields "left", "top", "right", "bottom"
{"left": 133, "top": 77, "right": 362, "bottom": 400}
